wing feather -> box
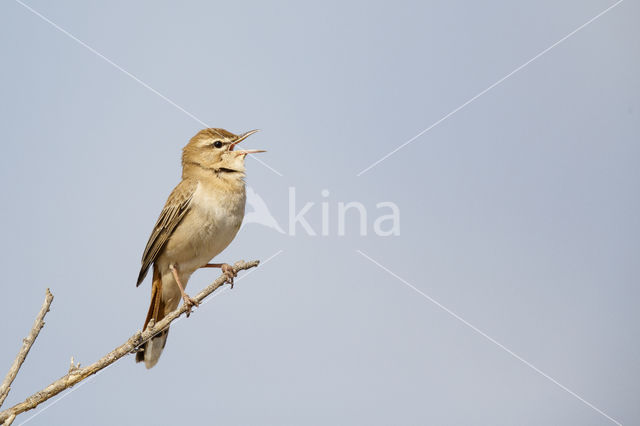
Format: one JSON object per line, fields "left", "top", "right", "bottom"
{"left": 136, "top": 179, "right": 198, "bottom": 286}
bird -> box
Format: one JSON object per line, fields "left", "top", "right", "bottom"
{"left": 135, "top": 128, "right": 264, "bottom": 368}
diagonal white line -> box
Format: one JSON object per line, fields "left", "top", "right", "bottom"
{"left": 356, "top": 0, "right": 625, "bottom": 176}
{"left": 12, "top": 0, "right": 284, "bottom": 177}
{"left": 231, "top": 249, "right": 284, "bottom": 281}
{"left": 12, "top": 0, "right": 207, "bottom": 128}
{"left": 356, "top": 249, "right": 622, "bottom": 425}
{"left": 17, "top": 364, "right": 113, "bottom": 426}
{"left": 248, "top": 156, "right": 284, "bottom": 177}
{"left": 150, "top": 249, "right": 284, "bottom": 343}
{"left": 197, "top": 248, "right": 284, "bottom": 306}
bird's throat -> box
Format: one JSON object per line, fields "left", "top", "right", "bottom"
{"left": 183, "top": 161, "right": 243, "bottom": 177}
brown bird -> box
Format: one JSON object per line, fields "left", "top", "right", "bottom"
{"left": 135, "top": 128, "right": 264, "bottom": 368}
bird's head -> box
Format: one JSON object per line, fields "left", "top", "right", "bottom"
{"left": 182, "top": 128, "right": 264, "bottom": 177}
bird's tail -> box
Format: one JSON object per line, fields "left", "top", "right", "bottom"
{"left": 136, "top": 264, "right": 169, "bottom": 369}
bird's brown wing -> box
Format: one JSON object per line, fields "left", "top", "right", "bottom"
{"left": 136, "top": 178, "right": 198, "bottom": 286}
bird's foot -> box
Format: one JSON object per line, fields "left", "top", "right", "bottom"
{"left": 182, "top": 294, "right": 199, "bottom": 317}
{"left": 221, "top": 264, "right": 237, "bottom": 288}
{"left": 170, "top": 264, "right": 198, "bottom": 317}
{"left": 200, "top": 262, "right": 237, "bottom": 288}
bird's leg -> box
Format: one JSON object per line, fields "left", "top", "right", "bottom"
{"left": 201, "top": 263, "right": 237, "bottom": 288}
{"left": 169, "top": 264, "right": 199, "bottom": 317}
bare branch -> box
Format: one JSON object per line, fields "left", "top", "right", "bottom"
{"left": 0, "top": 289, "right": 54, "bottom": 408}
{"left": 2, "top": 413, "right": 16, "bottom": 426}
{"left": 0, "top": 260, "right": 260, "bottom": 423}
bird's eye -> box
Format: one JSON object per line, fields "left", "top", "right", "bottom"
{"left": 213, "top": 141, "right": 223, "bottom": 148}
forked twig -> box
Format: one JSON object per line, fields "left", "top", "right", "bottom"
{"left": 0, "top": 260, "right": 259, "bottom": 423}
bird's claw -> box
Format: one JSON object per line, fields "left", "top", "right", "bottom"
{"left": 221, "top": 263, "right": 237, "bottom": 288}
{"left": 183, "top": 295, "right": 199, "bottom": 317}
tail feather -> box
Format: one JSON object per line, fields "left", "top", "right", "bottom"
{"left": 136, "top": 264, "right": 170, "bottom": 368}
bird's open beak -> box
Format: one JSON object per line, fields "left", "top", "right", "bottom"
{"left": 230, "top": 129, "right": 264, "bottom": 154}
{"left": 234, "top": 149, "right": 267, "bottom": 155}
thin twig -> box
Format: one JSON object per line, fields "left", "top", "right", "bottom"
{"left": 0, "top": 260, "right": 259, "bottom": 423}
{"left": 0, "top": 289, "right": 54, "bottom": 408}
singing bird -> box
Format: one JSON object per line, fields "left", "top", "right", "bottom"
{"left": 135, "top": 128, "right": 264, "bottom": 368}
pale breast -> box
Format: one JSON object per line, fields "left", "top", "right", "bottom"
{"left": 161, "top": 181, "right": 246, "bottom": 274}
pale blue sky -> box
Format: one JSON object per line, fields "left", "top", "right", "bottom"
{"left": 1, "top": 1, "right": 638, "bottom": 425}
